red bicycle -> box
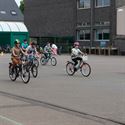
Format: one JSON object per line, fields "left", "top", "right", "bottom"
{"left": 66, "top": 55, "right": 91, "bottom": 77}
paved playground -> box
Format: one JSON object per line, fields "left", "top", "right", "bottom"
{"left": 0, "top": 54, "right": 125, "bottom": 125}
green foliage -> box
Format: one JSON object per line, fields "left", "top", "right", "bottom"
{"left": 19, "top": 0, "right": 24, "bottom": 14}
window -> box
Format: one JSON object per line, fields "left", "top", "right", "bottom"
{"left": 0, "top": 10, "right": 6, "bottom": 14}
{"left": 10, "top": 10, "right": 17, "bottom": 15}
{"left": 95, "top": 21, "right": 110, "bottom": 26}
{"left": 95, "top": 0, "right": 110, "bottom": 7}
{"left": 78, "top": 0, "right": 90, "bottom": 9}
{"left": 77, "top": 30, "right": 90, "bottom": 40}
{"left": 77, "top": 22, "right": 90, "bottom": 27}
{"left": 95, "top": 29, "right": 110, "bottom": 40}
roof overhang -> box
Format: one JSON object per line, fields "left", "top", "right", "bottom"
{"left": 0, "top": 21, "right": 28, "bottom": 32}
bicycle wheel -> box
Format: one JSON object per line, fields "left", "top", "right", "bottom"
{"left": 33, "top": 58, "right": 39, "bottom": 67}
{"left": 66, "top": 62, "right": 75, "bottom": 76}
{"left": 51, "top": 57, "right": 57, "bottom": 66}
{"left": 31, "top": 64, "right": 38, "bottom": 78}
{"left": 9, "top": 64, "right": 17, "bottom": 81}
{"left": 40, "top": 56, "right": 46, "bottom": 65}
{"left": 21, "top": 65, "right": 30, "bottom": 84}
{"left": 80, "top": 62, "right": 91, "bottom": 77}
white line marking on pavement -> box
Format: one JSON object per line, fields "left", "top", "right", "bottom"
{"left": 0, "top": 115, "right": 23, "bottom": 125}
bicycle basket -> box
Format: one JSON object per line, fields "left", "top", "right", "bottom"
{"left": 82, "top": 55, "right": 88, "bottom": 61}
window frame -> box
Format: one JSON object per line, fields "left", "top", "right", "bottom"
{"left": 77, "top": 30, "right": 91, "bottom": 41}
{"left": 95, "top": 29, "right": 110, "bottom": 41}
{"left": 95, "top": 0, "right": 110, "bottom": 8}
{"left": 10, "top": 10, "right": 17, "bottom": 16}
{"left": 77, "top": 0, "right": 91, "bottom": 9}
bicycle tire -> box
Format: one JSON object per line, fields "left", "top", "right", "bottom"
{"left": 31, "top": 64, "right": 38, "bottom": 78}
{"left": 66, "top": 62, "right": 75, "bottom": 76}
{"left": 9, "top": 65, "right": 17, "bottom": 81}
{"left": 21, "top": 65, "right": 30, "bottom": 84}
{"left": 51, "top": 57, "right": 57, "bottom": 66}
{"left": 80, "top": 62, "right": 91, "bottom": 77}
{"left": 34, "top": 58, "right": 39, "bottom": 67}
{"left": 40, "top": 56, "right": 46, "bottom": 65}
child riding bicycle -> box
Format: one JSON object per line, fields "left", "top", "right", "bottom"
{"left": 43, "top": 42, "right": 52, "bottom": 59}
{"left": 71, "top": 41, "right": 84, "bottom": 71}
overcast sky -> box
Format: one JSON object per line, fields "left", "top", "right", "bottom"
{"left": 15, "top": 0, "right": 21, "bottom": 6}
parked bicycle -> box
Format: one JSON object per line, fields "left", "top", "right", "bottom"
{"left": 66, "top": 55, "right": 91, "bottom": 77}
{"left": 40, "top": 53, "right": 57, "bottom": 66}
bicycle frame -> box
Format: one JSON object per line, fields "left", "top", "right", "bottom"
{"left": 44, "top": 53, "right": 52, "bottom": 61}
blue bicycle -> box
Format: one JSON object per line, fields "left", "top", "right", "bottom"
{"left": 40, "top": 53, "right": 57, "bottom": 66}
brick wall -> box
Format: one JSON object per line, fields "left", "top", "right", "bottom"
{"left": 24, "top": 0, "right": 76, "bottom": 37}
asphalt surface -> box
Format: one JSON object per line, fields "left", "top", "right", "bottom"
{"left": 0, "top": 54, "right": 125, "bottom": 125}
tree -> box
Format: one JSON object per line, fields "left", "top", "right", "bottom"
{"left": 19, "top": 0, "right": 24, "bottom": 14}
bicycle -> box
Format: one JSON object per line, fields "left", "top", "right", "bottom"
{"left": 9, "top": 62, "right": 30, "bottom": 84}
{"left": 26, "top": 61, "right": 38, "bottom": 78}
{"left": 32, "top": 55, "right": 39, "bottom": 67}
{"left": 40, "top": 53, "right": 57, "bottom": 66}
{"left": 66, "top": 55, "right": 91, "bottom": 77}
{"left": 23, "top": 55, "right": 38, "bottom": 78}
{"left": 22, "top": 53, "right": 39, "bottom": 68}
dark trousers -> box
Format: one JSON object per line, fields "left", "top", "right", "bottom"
{"left": 72, "top": 57, "right": 82, "bottom": 67}
{"left": 44, "top": 53, "right": 51, "bottom": 59}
